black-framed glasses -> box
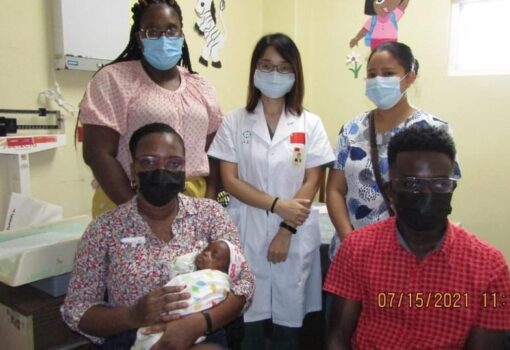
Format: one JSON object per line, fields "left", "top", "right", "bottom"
{"left": 256, "top": 60, "right": 294, "bottom": 74}
{"left": 134, "top": 155, "right": 185, "bottom": 171}
{"left": 139, "top": 27, "right": 182, "bottom": 40}
{"left": 389, "top": 177, "right": 457, "bottom": 194}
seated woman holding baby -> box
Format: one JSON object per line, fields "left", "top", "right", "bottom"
{"left": 61, "top": 122, "right": 255, "bottom": 350}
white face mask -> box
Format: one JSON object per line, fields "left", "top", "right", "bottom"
{"left": 253, "top": 70, "right": 295, "bottom": 99}
{"left": 365, "top": 74, "right": 408, "bottom": 110}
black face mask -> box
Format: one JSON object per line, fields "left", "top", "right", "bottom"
{"left": 395, "top": 192, "right": 453, "bottom": 231}
{"left": 137, "top": 170, "right": 185, "bottom": 207}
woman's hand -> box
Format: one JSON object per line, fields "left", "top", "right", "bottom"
{"left": 142, "top": 313, "right": 204, "bottom": 350}
{"left": 274, "top": 198, "right": 310, "bottom": 227}
{"left": 267, "top": 228, "right": 293, "bottom": 263}
{"left": 128, "top": 285, "right": 191, "bottom": 328}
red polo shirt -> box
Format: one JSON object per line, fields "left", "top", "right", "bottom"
{"left": 324, "top": 217, "right": 510, "bottom": 350}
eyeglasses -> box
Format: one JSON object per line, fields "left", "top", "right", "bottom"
{"left": 389, "top": 177, "right": 457, "bottom": 194}
{"left": 139, "top": 27, "right": 181, "bottom": 40}
{"left": 134, "top": 155, "right": 185, "bottom": 171}
{"left": 256, "top": 60, "right": 294, "bottom": 74}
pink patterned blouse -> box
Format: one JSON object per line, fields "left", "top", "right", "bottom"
{"left": 61, "top": 194, "right": 254, "bottom": 343}
{"left": 79, "top": 61, "right": 223, "bottom": 178}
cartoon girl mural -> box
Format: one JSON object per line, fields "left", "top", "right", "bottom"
{"left": 350, "top": 0, "right": 409, "bottom": 51}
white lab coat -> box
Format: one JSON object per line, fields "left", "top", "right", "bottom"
{"left": 208, "top": 103, "right": 335, "bottom": 327}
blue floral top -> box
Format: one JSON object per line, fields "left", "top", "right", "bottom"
{"left": 333, "top": 110, "right": 461, "bottom": 230}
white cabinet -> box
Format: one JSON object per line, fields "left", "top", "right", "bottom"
{"left": 52, "top": 0, "right": 130, "bottom": 71}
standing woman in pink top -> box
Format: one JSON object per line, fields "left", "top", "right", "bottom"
{"left": 80, "top": 0, "right": 222, "bottom": 217}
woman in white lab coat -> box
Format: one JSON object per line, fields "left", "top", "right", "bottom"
{"left": 208, "top": 33, "right": 335, "bottom": 350}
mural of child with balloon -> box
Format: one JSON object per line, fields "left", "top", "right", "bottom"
{"left": 350, "top": 0, "right": 409, "bottom": 51}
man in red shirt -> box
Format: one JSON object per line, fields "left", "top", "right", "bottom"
{"left": 324, "top": 127, "right": 510, "bottom": 350}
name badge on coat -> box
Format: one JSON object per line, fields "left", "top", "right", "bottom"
{"left": 121, "top": 236, "right": 146, "bottom": 247}
{"left": 290, "top": 132, "right": 306, "bottom": 167}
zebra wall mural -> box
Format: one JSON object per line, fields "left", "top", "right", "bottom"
{"left": 194, "top": 0, "right": 226, "bottom": 68}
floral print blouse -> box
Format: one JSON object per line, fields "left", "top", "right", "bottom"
{"left": 333, "top": 109, "right": 461, "bottom": 230}
{"left": 61, "top": 194, "right": 255, "bottom": 344}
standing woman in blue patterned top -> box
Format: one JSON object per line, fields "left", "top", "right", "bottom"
{"left": 326, "top": 42, "right": 461, "bottom": 257}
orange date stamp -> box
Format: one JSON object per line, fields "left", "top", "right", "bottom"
{"left": 377, "top": 292, "right": 470, "bottom": 308}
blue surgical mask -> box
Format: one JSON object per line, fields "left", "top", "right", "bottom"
{"left": 142, "top": 36, "right": 184, "bottom": 71}
{"left": 365, "top": 75, "right": 407, "bottom": 110}
{"left": 254, "top": 70, "right": 295, "bottom": 99}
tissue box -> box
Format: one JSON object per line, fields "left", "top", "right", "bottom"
{"left": 0, "top": 216, "right": 90, "bottom": 287}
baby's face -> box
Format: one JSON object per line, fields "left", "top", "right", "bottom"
{"left": 195, "top": 241, "right": 230, "bottom": 273}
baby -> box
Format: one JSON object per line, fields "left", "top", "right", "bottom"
{"left": 131, "top": 239, "right": 243, "bottom": 350}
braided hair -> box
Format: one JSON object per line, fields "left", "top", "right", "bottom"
{"left": 111, "top": 0, "right": 194, "bottom": 73}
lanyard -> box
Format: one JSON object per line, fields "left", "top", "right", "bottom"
{"left": 368, "top": 111, "right": 395, "bottom": 216}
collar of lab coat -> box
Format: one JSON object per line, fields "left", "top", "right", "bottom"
{"left": 250, "top": 101, "right": 301, "bottom": 147}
